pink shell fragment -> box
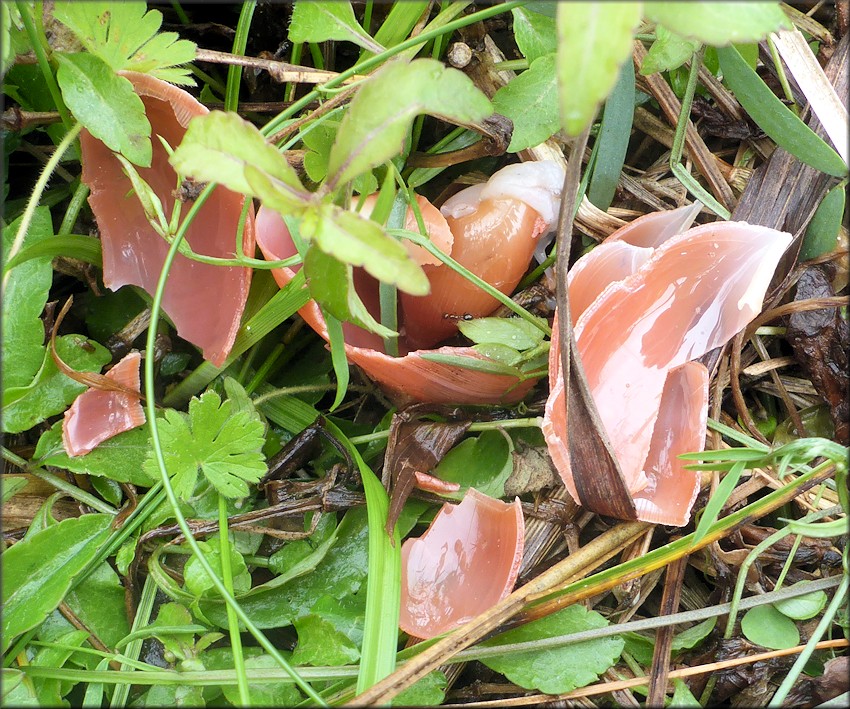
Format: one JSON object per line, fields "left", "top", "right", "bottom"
{"left": 543, "top": 211, "right": 792, "bottom": 526}
{"left": 62, "top": 352, "right": 145, "bottom": 457}
{"left": 80, "top": 72, "right": 254, "bottom": 367}
{"left": 400, "top": 488, "right": 524, "bottom": 639}
{"left": 254, "top": 163, "right": 560, "bottom": 405}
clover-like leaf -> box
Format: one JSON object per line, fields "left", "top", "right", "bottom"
{"left": 53, "top": 1, "right": 196, "bottom": 84}
{"left": 327, "top": 58, "right": 492, "bottom": 189}
{"left": 143, "top": 389, "right": 267, "bottom": 499}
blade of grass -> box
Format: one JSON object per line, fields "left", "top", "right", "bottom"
{"left": 225, "top": 1, "right": 255, "bottom": 112}
{"left": 3, "top": 234, "right": 102, "bottom": 271}
{"left": 717, "top": 44, "right": 847, "bottom": 177}
{"left": 323, "top": 308, "right": 350, "bottom": 412}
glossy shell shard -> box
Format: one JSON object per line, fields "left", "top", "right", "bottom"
{"left": 255, "top": 160, "right": 564, "bottom": 405}
{"left": 80, "top": 72, "right": 254, "bottom": 367}
{"left": 399, "top": 488, "right": 524, "bottom": 639}
{"left": 544, "top": 212, "right": 792, "bottom": 526}
{"left": 62, "top": 352, "right": 145, "bottom": 457}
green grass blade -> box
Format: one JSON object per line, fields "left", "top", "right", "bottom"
{"left": 717, "top": 45, "right": 848, "bottom": 177}
{"left": 3, "top": 234, "right": 102, "bottom": 271}
{"left": 693, "top": 459, "right": 746, "bottom": 544}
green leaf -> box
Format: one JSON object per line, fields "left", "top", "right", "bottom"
{"left": 640, "top": 24, "right": 701, "bottom": 75}
{"left": 2, "top": 513, "right": 111, "bottom": 651}
{"left": 142, "top": 389, "right": 267, "bottom": 500}
{"left": 511, "top": 7, "right": 557, "bottom": 63}
{"left": 693, "top": 460, "right": 745, "bottom": 544}
{"left": 419, "top": 351, "right": 523, "bottom": 377}
{"left": 169, "top": 110, "right": 309, "bottom": 207}
{"left": 2, "top": 5, "right": 30, "bottom": 78}
{"left": 718, "top": 46, "right": 847, "bottom": 177}
{"left": 557, "top": 2, "right": 642, "bottom": 136}
{"left": 184, "top": 539, "right": 252, "bottom": 598}
{"left": 55, "top": 52, "right": 151, "bottom": 166}
{"left": 458, "top": 317, "right": 546, "bottom": 350}
{"left": 671, "top": 678, "right": 702, "bottom": 707}
{"left": 293, "top": 613, "right": 360, "bottom": 665}
{"left": 52, "top": 1, "right": 196, "bottom": 84}
{"left": 302, "top": 120, "right": 378, "bottom": 194}
{"left": 644, "top": 2, "right": 791, "bottom": 45}
{"left": 773, "top": 586, "right": 828, "bottom": 620}
{"left": 480, "top": 604, "right": 624, "bottom": 694}
{"left": 588, "top": 58, "right": 635, "bottom": 210}
{"left": 392, "top": 671, "right": 447, "bottom": 706}
{"left": 34, "top": 421, "right": 157, "bottom": 487}
{"left": 327, "top": 58, "right": 492, "bottom": 189}
{"left": 492, "top": 54, "right": 560, "bottom": 152}
{"left": 432, "top": 431, "right": 514, "bottom": 499}
{"left": 671, "top": 617, "right": 716, "bottom": 653}
{"left": 740, "top": 604, "right": 800, "bottom": 649}
{"left": 2, "top": 207, "right": 53, "bottom": 390}
{"left": 473, "top": 343, "right": 524, "bottom": 367}
{"left": 2, "top": 477, "right": 29, "bottom": 503}
{"left": 2, "top": 334, "right": 111, "bottom": 434}
{"left": 303, "top": 203, "right": 429, "bottom": 296}
{"left": 2, "top": 669, "right": 39, "bottom": 707}
{"left": 324, "top": 309, "right": 352, "bottom": 411}
{"left": 222, "top": 654, "right": 303, "bottom": 707}
{"left": 304, "top": 245, "right": 395, "bottom": 338}
{"left": 800, "top": 184, "right": 846, "bottom": 261}
{"left": 4, "top": 234, "right": 102, "bottom": 272}
{"left": 30, "top": 629, "right": 89, "bottom": 705}
{"left": 289, "top": 0, "right": 384, "bottom": 54}
{"left": 62, "top": 561, "right": 131, "bottom": 649}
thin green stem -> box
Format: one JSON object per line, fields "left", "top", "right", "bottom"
{"left": 142, "top": 204, "right": 326, "bottom": 705}
{"left": 347, "top": 417, "right": 543, "bottom": 446}
{"left": 225, "top": 1, "right": 256, "bottom": 112}
{"left": 670, "top": 48, "right": 731, "bottom": 219}
{"left": 3, "top": 122, "right": 82, "bottom": 285}
{"left": 170, "top": 1, "right": 190, "bottom": 25}
{"left": 219, "top": 495, "right": 251, "bottom": 705}
{"left": 17, "top": 0, "right": 72, "bottom": 129}
{"left": 58, "top": 181, "right": 90, "bottom": 235}
{"left": 111, "top": 573, "right": 159, "bottom": 707}
{"left": 767, "top": 35, "right": 798, "bottom": 113}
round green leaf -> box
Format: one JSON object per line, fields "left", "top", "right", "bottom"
{"left": 773, "top": 586, "right": 828, "bottom": 620}
{"left": 740, "top": 604, "right": 800, "bottom": 649}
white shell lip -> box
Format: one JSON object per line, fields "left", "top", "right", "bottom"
{"left": 440, "top": 161, "right": 565, "bottom": 228}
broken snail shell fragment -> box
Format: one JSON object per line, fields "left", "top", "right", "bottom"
{"left": 399, "top": 488, "right": 524, "bottom": 639}
{"left": 255, "top": 161, "right": 564, "bottom": 405}
{"left": 543, "top": 207, "right": 792, "bottom": 526}
{"left": 79, "top": 72, "right": 254, "bottom": 367}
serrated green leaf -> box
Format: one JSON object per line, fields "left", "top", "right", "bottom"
{"left": 2, "top": 514, "right": 111, "bottom": 651}
{"left": 302, "top": 120, "right": 378, "bottom": 193}
{"left": 492, "top": 54, "right": 560, "bottom": 152}
{"left": 303, "top": 203, "right": 429, "bottom": 296}
{"left": 2, "top": 207, "right": 53, "bottom": 390}
{"left": 773, "top": 586, "right": 828, "bottom": 620}
{"left": 511, "top": 7, "right": 557, "bottom": 63}
{"left": 289, "top": 0, "right": 384, "bottom": 54}
{"left": 640, "top": 24, "right": 701, "bottom": 75}
{"left": 143, "top": 389, "right": 267, "bottom": 500}
{"left": 2, "top": 335, "right": 111, "bottom": 434}
{"left": 55, "top": 52, "right": 152, "bottom": 166}
{"left": 458, "top": 316, "right": 546, "bottom": 350}
{"left": 480, "top": 604, "right": 624, "bottom": 694}
{"left": 432, "top": 431, "right": 514, "bottom": 499}
{"left": 557, "top": 2, "right": 641, "bottom": 136}
{"left": 53, "top": 1, "right": 196, "bottom": 84}
{"left": 34, "top": 421, "right": 157, "bottom": 487}
{"left": 717, "top": 45, "right": 847, "bottom": 177}
{"left": 740, "top": 604, "right": 800, "bottom": 649}
{"left": 293, "top": 613, "right": 360, "bottom": 666}
{"left": 327, "top": 58, "right": 492, "bottom": 188}
{"left": 170, "top": 110, "right": 309, "bottom": 207}
{"left": 644, "top": 2, "right": 791, "bottom": 46}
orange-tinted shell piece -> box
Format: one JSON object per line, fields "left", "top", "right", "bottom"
{"left": 543, "top": 213, "right": 792, "bottom": 526}
{"left": 80, "top": 72, "right": 254, "bottom": 367}
{"left": 255, "top": 204, "right": 538, "bottom": 406}
{"left": 62, "top": 352, "right": 145, "bottom": 457}
{"left": 399, "top": 488, "right": 524, "bottom": 639}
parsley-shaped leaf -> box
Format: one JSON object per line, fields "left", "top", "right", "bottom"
{"left": 144, "top": 390, "right": 266, "bottom": 500}
{"left": 53, "top": 1, "right": 196, "bottom": 86}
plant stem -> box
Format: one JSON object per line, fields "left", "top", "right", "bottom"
{"left": 224, "top": 1, "right": 256, "bottom": 113}
{"left": 3, "top": 122, "right": 82, "bottom": 287}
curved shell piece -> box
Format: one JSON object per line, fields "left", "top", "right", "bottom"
{"left": 544, "top": 216, "right": 792, "bottom": 525}
{"left": 80, "top": 72, "right": 254, "bottom": 367}
{"left": 62, "top": 352, "right": 145, "bottom": 457}
{"left": 255, "top": 206, "right": 535, "bottom": 405}
{"left": 399, "top": 488, "right": 524, "bottom": 639}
